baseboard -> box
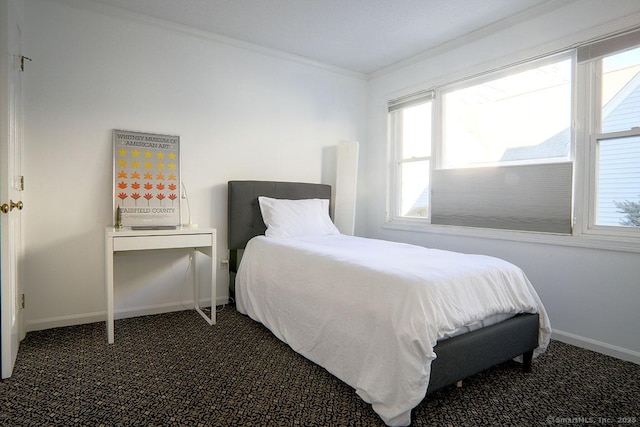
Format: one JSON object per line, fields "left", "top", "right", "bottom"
{"left": 26, "top": 297, "right": 230, "bottom": 332}
{"left": 113, "top": 301, "right": 199, "bottom": 321}
{"left": 26, "top": 310, "right": 107, "bottom": 332}
{"left": 552, "top": 329, "right": 640, "bottom": 365}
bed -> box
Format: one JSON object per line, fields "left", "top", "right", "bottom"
{"left": 227, "top": 180, "right": 551, "bottom": 426}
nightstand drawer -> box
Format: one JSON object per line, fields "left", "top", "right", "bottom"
{"left": 113, "top": 233, "right": 212, "bottom": 251}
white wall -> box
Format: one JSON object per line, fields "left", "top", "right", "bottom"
{"left": 365, "top": 0, "right": 640, "bottom": 362}
{"left": 23, "top": 0, "right": 366, "bottom": 330}
{"left": 22, "top": 0, "right": 640, "bottom": 364}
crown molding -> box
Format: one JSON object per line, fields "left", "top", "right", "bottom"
{"left": 49, "top": 0, "right": 367, "bottom": 81}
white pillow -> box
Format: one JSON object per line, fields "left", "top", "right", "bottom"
{"left": 258, "top": 196, "right": 340, "bottom": 238}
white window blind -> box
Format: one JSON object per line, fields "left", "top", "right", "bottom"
{"left": 431, "top": 162, "right": 573, "bottom": 233}
{"left": 388, "top": 90, "right": 434, "bottom": 112}
{"left": 577, "top": 27, "right": 640, "bottom": 63}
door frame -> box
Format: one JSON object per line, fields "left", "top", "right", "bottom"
{"left": 1, "top": 0, "right": 25, "bottom": 379}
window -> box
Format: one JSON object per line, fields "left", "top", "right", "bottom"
{"left": 582, "top": 35, "right": 640, "bottom": 236}
{"left": 388, "top": 54, "right": 574, "bottom": 233}
{"left": 388, "top": 28, "right": 640, "bottom": 245}
{"left": 388, "top": 93, "right": 432, "bottom": 219}
{"left": 434, "top": 55, "right": 574, "bottom": 233}
{"left": 442, "top": 58, "right": 572, "bottom": 168}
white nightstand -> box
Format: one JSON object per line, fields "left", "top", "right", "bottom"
{"left": 104, "top": 226, "right": 217, "bottom": 343}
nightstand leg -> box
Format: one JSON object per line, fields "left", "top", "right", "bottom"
{"left": 194, "top": 248, "right": 214, "bottom": 325}
{"left": 105, "top": 237, "right": 115, "bottom": 344}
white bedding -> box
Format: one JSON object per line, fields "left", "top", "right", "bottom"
{"left": 236, "top": 235, "right": 551, "bottom": 426}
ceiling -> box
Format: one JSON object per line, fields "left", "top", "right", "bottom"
{"left": 92, "top": 0, "right": 554, "bottom": 75}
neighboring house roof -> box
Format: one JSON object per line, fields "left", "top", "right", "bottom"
{"left": 406, "top": 186, "right": 430, "bottom": 217}
{"left": 499, "top": 128, "right": 570, "bottom": 161}
{"left": 602, "top": 69, "right": 640, "bottom": 133}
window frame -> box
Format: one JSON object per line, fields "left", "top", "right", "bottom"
{"left": 388, "top": 52, "right": 576, "bottom": 228}
{"left": 585, "top": 129, "right": 640, "bottom": 238}
{"left": 437, "top": 51, "right": 575, "bottom": 170}
{"left": 386, "top": 28, "right": 640, "bottom": 251}
{"left": 579, "top": 54, "right": 640, "bottom": 238}
{"left": 387, "top": 95, "right": 434, "bottom": 222}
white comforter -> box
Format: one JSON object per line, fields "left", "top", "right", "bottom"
{"left": 236, "top": 235, "right": 551, "bottom": 426}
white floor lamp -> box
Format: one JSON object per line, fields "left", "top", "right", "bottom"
{"left": 334, "top": 140, "right": 359, "bottom": 236}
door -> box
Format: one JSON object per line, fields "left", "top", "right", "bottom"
{"left": 1, "top": 0, "right": 25, "bottom": 379}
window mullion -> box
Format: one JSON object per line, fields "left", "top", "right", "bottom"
{"left": 575, "top": 60, "right": 593, "bottom": 236}
{"left": 587, "top": 59, "right": 602, "bottom": 233}
{"left": 594, "top": 128, "right": 640, "bottom": 140}
{"left": 392, "top": 112, "right": 403, "bottom": 219}
{"left": 432, "top": 89, "right": 443, "bottom": 169}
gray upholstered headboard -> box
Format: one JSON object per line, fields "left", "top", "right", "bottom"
{"left": 227, "top": 180, "right": 332, "bottom": 250}
{"left": 227, "top": 180, "right": 332, "bottom": 299}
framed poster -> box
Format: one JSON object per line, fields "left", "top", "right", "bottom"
{"left": 112, "top": 129, "right": 181, "bottom": 227}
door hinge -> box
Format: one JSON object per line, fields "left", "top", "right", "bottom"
{"left": 20, "top": 294, "right": 25, "bottom": 309}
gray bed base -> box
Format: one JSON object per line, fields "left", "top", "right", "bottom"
{"left": 227, "top": 180, "right": 539, "bottom": 400}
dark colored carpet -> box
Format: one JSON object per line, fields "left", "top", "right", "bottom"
{"left": 1, "top": 307, "right": 638, "bottom": 426}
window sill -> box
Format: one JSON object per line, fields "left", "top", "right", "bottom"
{"left": 382, "top": 219, "right": 640, "bottom": 254}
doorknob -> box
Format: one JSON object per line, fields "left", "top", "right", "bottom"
{"left": 0, "top": 200, "right": 23, "bottom": 213}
